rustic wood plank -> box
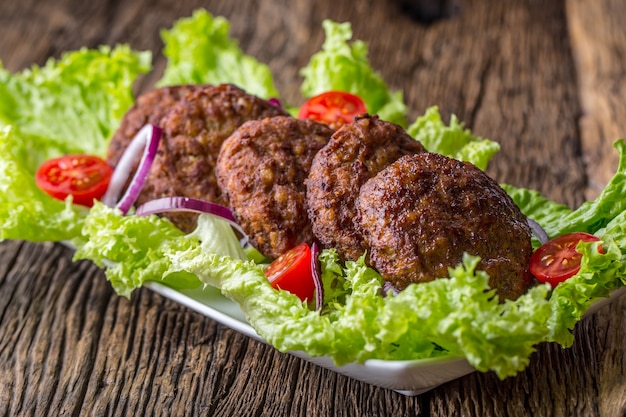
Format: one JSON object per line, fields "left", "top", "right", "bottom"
{"left": 567, "top": 0, "right": 626, "bottom": 200}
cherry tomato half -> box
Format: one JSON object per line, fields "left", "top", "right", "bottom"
{"left": 265, "top": 243, "right": 315, "bottom": 302}
{"left": 298, "top": 91, "right": 367, "bottom": 130}
{"left": 35, "top": 154, "right": 113, "bottom": 207}
{"left": 529, "top": 232, "right": 603, "bottom": 286}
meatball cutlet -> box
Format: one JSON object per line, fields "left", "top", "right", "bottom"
{"left": 133, "top": 84, "right": 287, "bottom": 232}
{"left": 217, "top": 116, "right": 333, "bottom": 259}
{"left": 356, "top": 152, "right": 534, "bottom": 300}
{"left": 306, "top": 114, "right": 426, "bottom": 260}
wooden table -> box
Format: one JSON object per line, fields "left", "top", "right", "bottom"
{"left": 1, "top": 0, "right": 626, "bottom": 415}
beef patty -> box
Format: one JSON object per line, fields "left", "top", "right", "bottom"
{"left": 306, "top": 114, "right": 426, "bottom": 260}
{"left": 356, "top": 152, "right": 534, "bottom": 300}
{"left": 217, "top": 116, "right": 333, "bottom": 259}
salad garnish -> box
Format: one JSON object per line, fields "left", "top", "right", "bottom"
{"left": 265, "top": 242, "right": 318, "bottom": 304}
{"left": 527, "top": 217, "right": 549, "bottom": 245}
{"left": 35, "top": 154, "right": 113, "bottom": 207}
{"left": 311, "top": 242, "right": 324, "bottom": 310}
{"left": 530, "top": 232, "right": 603, "bottom": 286}
{"left": 297, "top": 90, "right": 367, "bottom": 129}
{"left": 134, "top": 196, "right": 249, "bottom": 247}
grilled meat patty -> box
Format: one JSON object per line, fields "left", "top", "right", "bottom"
{"left": 306, "top": 114, "right": 426, "bottom": 260}
{"left": 356, "top": 152, "right": 534, "bottom": 300}
{"left": 217, "top": 116, "right": 333, "bottom": 259}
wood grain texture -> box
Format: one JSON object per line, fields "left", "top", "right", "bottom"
{"left": 1, "top": 0, "right": 626, "bottom": 416}
{"left": 566, "top": 0, "right": 626, "bottom": 200}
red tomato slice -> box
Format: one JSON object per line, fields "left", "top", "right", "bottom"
{"left": 529, "top": 232, "right": 602, "bottom": 286}
{"left": 298, "top": 91, "right": 367, "bottom": 129}
{"left": 265, "top": 243, "right": 315, "bottom": 302}
{"left": 35, "top": 154, "right": 113, "bottom": 207}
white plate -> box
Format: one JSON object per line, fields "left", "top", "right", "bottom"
{"left": 144, "top": 281, "right": 626, "bottom": 396}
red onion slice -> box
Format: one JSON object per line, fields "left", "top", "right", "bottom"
{"left": 381, "top": 281, "right": 400, "bottom": 297}
{"left": 102, "top": 124, "right": 162, "bottom": 214}
{"left": 311, "top": 242, "right": 324, "bottom": 311}
{"left": 527, "top": 218, "right": 549, "bottom": 245}
{"left": 135, "top": 196, "right": 249, "bottom": 246}
{"left": 268, "top": 97, "right": 283, "bottom": 109}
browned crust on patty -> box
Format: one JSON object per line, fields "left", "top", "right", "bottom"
{"left": 106, "top": 85, "right": 204, "bottom": 167}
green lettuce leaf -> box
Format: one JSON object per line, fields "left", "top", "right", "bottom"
{"left": 546, "top": 237, "right": 623, "bottom": 345}
{"left": 407, "top": 106, "right": 500, "bottom": 170}
{"left": 318, "top": 249, "right": 349, "bottom": 309}
{"left": 158, "top": 9, "right": 279, "bottom": 99}
{"left": 73, "top": 204, "right": 253, "bottom": 296}
{"left": 504, "top": 139, "right": 626, "bottom": 238}
{"left": 187, "top": 214, "right": 247, "bottom": 261}
{"left": 0, "top": 46, "right": 149, "bottom": 241}
{"left": 73, "top": 203, "right": 199, "bottom": 297}
{"left": 162, "top": 247, "right": 553, "bottom": 378}
{"left": 73, "top": 200, "right": 557, "bottom": 377}
{"left": 0, "top": 45, "right": 151, "bottom": 163}
{"left": 554, "top": 140, "right": 626, "bottom": 235}
{"left": 501, "top": 184, "right": 573, "bottom": 240}
{"left": 299, "top": 20, "right": 407, "bottom": 126}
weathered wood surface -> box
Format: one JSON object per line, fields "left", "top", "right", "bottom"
{"left": 1, "top": 0, "right": 626, "bottom": 415}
